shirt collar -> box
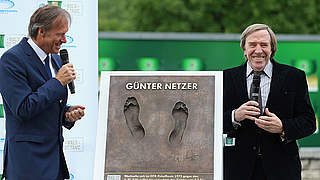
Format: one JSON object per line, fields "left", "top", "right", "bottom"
{"left": 246, "top": 60, "right": 273, "bottom": 78}
{"left": 264, "top": 60, "right": 273, "bottom": 78}
{"left": 27, "top": 38, "right": 51, "bottom": 63}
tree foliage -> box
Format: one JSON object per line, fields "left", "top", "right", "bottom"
{"left": 98, "top": 0, "right": 320, "bottom": 34}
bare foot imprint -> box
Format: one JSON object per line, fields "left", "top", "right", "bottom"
{"left": 169, "top": 101, "right": 188, "bottom": 145}
{"left": 124, "top": 97, "right": 145, "bottom": 139}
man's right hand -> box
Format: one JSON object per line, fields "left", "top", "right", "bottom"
{"left": 234, "top": 101, "right": 260, "bottom": 122}
{"left": 55, "top": 63, "right": 76, "bottom": 86}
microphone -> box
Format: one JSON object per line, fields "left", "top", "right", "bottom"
{"left": 59, "top": 49, "right": 75, "bottom": 94}
{"left": 250, "top": 75, "right": 260, "bottom": 102}
{"left": 250, "top": 72, "right": 262, "bottom": 117}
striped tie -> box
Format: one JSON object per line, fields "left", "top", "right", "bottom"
{"left": 250, "top": 71, "right": 263, "bottom": 115}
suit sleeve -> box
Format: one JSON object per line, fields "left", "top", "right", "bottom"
{"left": 223, "top": 70, "right": 239, "bottom": 135}
{"left": 281, "top": 70, "right": 316, "bottom": 141}
{"left": 62, "top": 105, "right": 75, "bottom": 129}
{"left": 0, "top": 51, "right": 66, "bottom": 121}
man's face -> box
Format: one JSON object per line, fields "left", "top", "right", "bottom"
{"left": 244, "top": 30, "right": 272, "bottom": 71}
{"left": 37, "top": 15, "right": 68, "bottom": 54}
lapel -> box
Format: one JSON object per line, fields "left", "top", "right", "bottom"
{"left": 233, "top": 62, "right": 250, "bottom": 101}
{"left": 51, "top": 54, "right": 68, "bottom": 108}
{"left": 266, "top": 59, "right": 288, "bottom": 107}
{"left": 20, "top": 37, "right": 50, "bottom": 80}
{"left": 51, "top": 54, "right": 61, "bottom": 73}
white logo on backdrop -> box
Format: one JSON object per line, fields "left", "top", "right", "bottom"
{"left": 0, "top": 0, "right": 18, "bottom": 14}
{"left": 64, "top": 137, "right": 84, "bottom": 152}
{"left": 62, "top": 0, "right": 83, "bottom": 16}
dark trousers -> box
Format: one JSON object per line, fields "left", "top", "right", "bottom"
{"left": 251, "top": 155, "right": 267, "bottom": 180}
{"left": 55, "top": 168, "right": 64, "bottom": 180}
{"left": 55, "top": 153, "right": 65, "bottom": 180}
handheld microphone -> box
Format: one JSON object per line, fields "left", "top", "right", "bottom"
{"left": 250, "top": 75, "right": 260, "bottom": 102}
{"left": 250, "top": 74, "right": 262, "bottom": 117}
{"left": 59, "top": 49, "right": 75, "bottom": 94}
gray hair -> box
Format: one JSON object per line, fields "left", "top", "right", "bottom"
{"left": 240, "top": 24, "right": 277, "bottom": 59}
{"left": 28, "top": 4, "right": 71, "bottom": 39}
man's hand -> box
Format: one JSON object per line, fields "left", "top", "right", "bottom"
{"left": 55, "top": 63, "right": 76, "bottom": 86}
{"left": 234, "top": 101, "right": 260, "bottom": 122}
{"left": 255, "top": 108, "right": 283, "bottom": 133}
{"left": 65, "top": 105, "right": 85, "bottom": 122}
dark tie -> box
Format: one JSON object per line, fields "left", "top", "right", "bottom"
{"left": 44, "top": 56, "right": 52, "bottom": 78}
{"left": 250, "top": 71, "right": 263, "bottom": 115}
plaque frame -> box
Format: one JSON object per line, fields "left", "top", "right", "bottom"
{"left": 94, "top": 71, "right": 223, "bottom": 180}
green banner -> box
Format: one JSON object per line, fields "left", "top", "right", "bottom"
{"left": 98, "top": 39, "right": 320, "bottom": 147}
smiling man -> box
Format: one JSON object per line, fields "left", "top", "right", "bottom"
{"left": 0, "top": 5, "right": 85, "bottom": 180}
{"left": 223, "top": 24, "right": 316, "bottom": 180}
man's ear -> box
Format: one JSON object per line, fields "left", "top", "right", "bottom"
{"left": 243, "top": 48, "right": 248, "bottom": 60}
{"left": 243, "top": 53, "right": 248, "bottom": 60}
{"left": 38, "top": 28, "right": 45, "bottom": 39}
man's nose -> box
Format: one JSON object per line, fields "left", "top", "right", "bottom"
{"left": 255, "top": 44, "right": 263, "bottom": 53}
{"left": 61, "top": 35, "right": 67, "bottom": 43}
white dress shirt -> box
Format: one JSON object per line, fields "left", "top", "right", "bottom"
{"left": 27, "top": 38, "right": 56, "bottom": 76}
{"left": 232, "top": 60, "right": 273, "bottom": 127}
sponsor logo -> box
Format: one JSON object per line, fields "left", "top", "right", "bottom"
{"left": 36, "top": 0, "right": 47, "bottom": 7}
{"left": 63, "top": 137, "right": 84, "bottom": 152}
{"left": 69, "top": 173, "right": 75, "bottom": 180}
{"left": 138, "top": 58, "right": 159, "bottom": 71}
{"left": 47, "top": 0, "right": 62, "bottom": 7}
{"left": 182, "top": 58, "right": 203, "bottom": 71}
{"left": 291, "top": 59, "right": 318, "bottom": 92}
{"left": 62, "top": 35, "right": 77, "bottom": 48}
{"left": 0, "top": 0, "right": 14, "bottom": 9}
{"left": 0, "top": 104, "right": 4, "bottom": 118}
{"left": 1, "top": 34, "right": 24, "bottom": 50}
{"left": 99, "top": 57, "right": 116, "bottom": 71}
{"left": 0, "top": 34, "right": 4, "bottom": 48}
{"left": 74, "top": 68, "right": 84, "bottom": 84}
{"left": 0, "top": 0, "right": 18, "bottom": 14}
{"left": 0, "top": 137, "right": 5, "bottom": 153}
{"left": 38, "top": 3, "right": 46, "bottom": 7}
{"left": 62, "top": 1, "right": 83, "bottom": 16}
{"left": 65, "top": 35, "right": 74, "bottom": 44}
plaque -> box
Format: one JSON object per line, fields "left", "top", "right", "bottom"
{"left": 94, "top": 71, "right": 223, "bottom": 180}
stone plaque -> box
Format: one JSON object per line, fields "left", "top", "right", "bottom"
{"left": 95, "top": 72, "right": 223, "bottom": 180}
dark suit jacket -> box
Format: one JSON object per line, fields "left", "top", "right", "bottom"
{"left": 0, "top": 37, "right": 74, "bottom": 180}
{"left": 223, "top": 59, "right": 316, "bottom": 180}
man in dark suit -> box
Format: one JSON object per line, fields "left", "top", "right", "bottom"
{"left": 0, "top": 5, "right": 85, "bottom": 180}
{"left": 223, "top": 24, "right": 316, "bottom": 180}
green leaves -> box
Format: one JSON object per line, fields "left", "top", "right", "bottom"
{"left": 99, "top": 0, "right": 320, "bottom": 34}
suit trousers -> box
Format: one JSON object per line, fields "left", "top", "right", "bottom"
{"left": 251, "top": 155, "right": 267, "bottom": 180}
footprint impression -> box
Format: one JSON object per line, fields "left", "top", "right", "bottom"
{"left": 169, "top": 101, "right": 188, "bottom": 145}
{"left": 124, "top": 97, "right": 145, "bottom": 140}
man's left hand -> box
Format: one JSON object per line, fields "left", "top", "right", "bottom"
{"left": 255, "top": 108, "right": 283, "bottom": 133}
{"left": 66, "top": 105, "right": 85, "bottom": 122}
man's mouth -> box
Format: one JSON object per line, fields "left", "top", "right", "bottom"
{"left": 55, "top": 43, "right": 61, "bottom": 49}
{"left": 252, "top": 55, "right": 265, "bottom": 61}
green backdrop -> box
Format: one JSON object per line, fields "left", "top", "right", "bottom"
{"left": 98, "top": 38, "right": 320, "bottom": 147}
